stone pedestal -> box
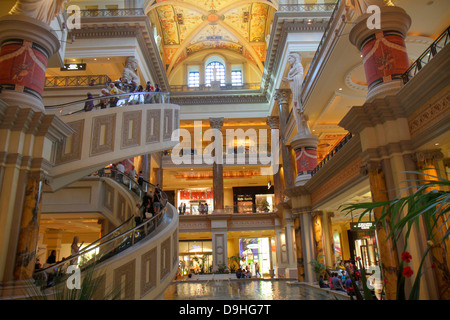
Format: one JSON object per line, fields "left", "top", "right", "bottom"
{"left": 290, "top": 134, "right": 319, "bottom": 186}
{"left": 349, "top": 6, "right": 411, "bottom": 101}
{"left": 0, "top": 15, "right": 60, "bottom": 111}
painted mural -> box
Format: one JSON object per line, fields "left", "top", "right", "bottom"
{"left": 149, "top": 0, "right": 274, "bottom": 72}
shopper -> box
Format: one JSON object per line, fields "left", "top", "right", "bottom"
{"left": 318, "top": 275, "right": 330, "bottom": 288}
{"left": 331, "top": 272, "right": 346, "bottom": 292}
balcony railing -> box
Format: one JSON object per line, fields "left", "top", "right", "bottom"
{"left": 300, "top": 0, "right": 342, "bottom": 106}
{"left": 277, "top": 2, "right": 337, "bottom": 12}
{"left": 45, "top": 91, "right": 170, "bottom": 116}
{"left": 402, "top": 26, "right": 450, "bottom": 84}
{"left": 311, "top": 132, "right": 353, "bottom": 176}
{"left": 45, "top": 75, "right": 112, "bottom": 88}
{"left": 80, "top": 8, "right": 145, "bottom": 18}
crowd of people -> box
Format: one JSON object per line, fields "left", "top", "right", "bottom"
{"left": 33, "top": 236, "right": 85, "bottom": 287}
{"left": 235, "top": 263, "right": 261, "bottom": 279}
{"left": 318, "top": 261, "right": 363, "bottom": 297}
{"left": 83, "top": 79, "right": 162, "bottom": 112}
{"left": 178, "top": 202, "right": 210, "bottom": 215}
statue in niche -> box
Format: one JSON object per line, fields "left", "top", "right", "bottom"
{"left": 9, "top": 0, "right": 68, "bottom": 25}
{"left": 282, "top": 52, "right": 311, "bottom": 136}
{"left": 122, "top": 57, "right": 140, "bottom": 86}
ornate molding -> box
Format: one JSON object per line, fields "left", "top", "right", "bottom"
{"left": 170, "top": 94, "right": 268, "bottom": 105}
{"left": 274, "top": 89, "right": 291, "bottom": 105}
{"left": 412, "top": 149, "right": 444, "bottom": 163}
{"left": 209, "top": 117, "right": 224, "bottom": 130}
{"left": 266, "top": 116, "right": 280, "bottom": 129}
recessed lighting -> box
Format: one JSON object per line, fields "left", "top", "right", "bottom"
{"left": 338, "top": 88, "right": 343, "bottom": 91}
{"left": 435, "top": 143, "right": 439, "bottom": 146}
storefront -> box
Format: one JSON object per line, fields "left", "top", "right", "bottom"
{"left": 177, "top": 189, "right": 213, "bottom": 215}
{"left": 239, "top": 237, "right": 271, "bottom": 276}
{"left": 233, "top": 186, "right": 275, "bottom": 213}
{"left": 179, "top": 240, "right": 213, "bottom": 275}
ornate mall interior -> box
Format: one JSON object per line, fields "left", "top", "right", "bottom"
{"left": 0, "top": 0, "right": 448, "bottom": 300}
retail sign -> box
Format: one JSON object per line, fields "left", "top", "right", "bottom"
{"left": 351, "top": 222, "right": 375, "bottom": 231}
{"left": 61, "top": 63, "right": 86, "bottom": 71}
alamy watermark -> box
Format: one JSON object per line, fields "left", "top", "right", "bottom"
{"left": 170, "top": 121, "right": 280, "bottom": 175}
{"left": 66, "top": 265, "right": 81, "bottom": 290}
{"left": 366, "top": 5, "right": 381, "bottom": 30}
{"left": 66, "top": 5, "right": 81, "bottom": 30}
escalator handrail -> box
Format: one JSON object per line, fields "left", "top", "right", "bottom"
{"left": 44, "top": 90, "right": 169, "bottom": 109}
{"left": 34, "top": 207, "right": 167, "bottom": 279}
{"left": 75, "top": 167, "right": 168, "bottom": 253}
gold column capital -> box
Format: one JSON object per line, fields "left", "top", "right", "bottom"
{"left": 274, "top": 89, "right": 291, "bottom": 105}
{"left": 266, "top": 116, "right": 279, "bottom": 129}
{"left": 412, "top": 149, "right": 444, "bottom": 163}
{"left": 209, "top": 117, "right": 224, "bottom": 130}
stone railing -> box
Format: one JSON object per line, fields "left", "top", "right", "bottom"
{"left": 45, "top": 75, "right": 112, "bottom": 88}
{"left": 277, "top": 2, "right": 337, "bottom": 12}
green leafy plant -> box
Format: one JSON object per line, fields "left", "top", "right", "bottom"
{"left": 309, "top": 255, "right": 327, "bottom": 281}
{"left": 228, "top": 254, "right": 243, "bottom": 273}
{"left": 29, "top": 263, "right": 124, "bottom": 300}
{"left": 340, "top": 172, "right": 450, "bottom": 300}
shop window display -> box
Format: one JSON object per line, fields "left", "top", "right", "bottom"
{"left": 239, "top": 238, "right": 271, "bottom": 276}
{"left": 179, "top": 240, "right": 213, "bottom": 275}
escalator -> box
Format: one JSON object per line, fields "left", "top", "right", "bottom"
{"left": 44, "top": 90, "right": 179, "bottom": 191}
{"left": 33, "top": 167, "right": 177, "bottom": 298}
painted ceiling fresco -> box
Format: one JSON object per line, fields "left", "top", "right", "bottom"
{"left": 148, "top": 0, "right": 275, "bottom": 74}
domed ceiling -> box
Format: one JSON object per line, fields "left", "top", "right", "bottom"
{"left": 146, "top": 0, "right": 276, "bottom": 76}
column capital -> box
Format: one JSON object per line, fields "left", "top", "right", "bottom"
{"left": 274, "top": 89, "right": 291, "bottom": 105}
{"left": 266, "top": 116, "right": 279, "bottom": 129}
{"left": 312, "top": 210, "right": 324, "bottom": 218}
{"left": 360, "top": 160, "right": 383, "bottom": 175}
{"left": 209, "top": 117, "right": 224, "bottom": 130}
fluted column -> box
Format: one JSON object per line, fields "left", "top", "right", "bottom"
{"left": 412, "top": 150, "right": 450, "bottom": 300}
{"left": 323, "top": 212, "right": 335, "bottom": 269}
{"left": 312, "top": 211, "right": 324, "bottom": 266}
{"left": 209, "top": 117, "right": 224, "bottom": 214}
{"left": 349, "top": 5, "right": 411, "bottom": 101}
{"left": 274, "top": 90, "right": 296, "bottom": 189}
{"left": 267, "top": 116, "right": 283, "bottom": 212}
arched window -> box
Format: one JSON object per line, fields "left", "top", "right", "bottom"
{"left": 205, "top": 58, "right": 226, "bottom": 87}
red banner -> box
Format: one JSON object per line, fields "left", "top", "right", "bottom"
{"left": 0, "top": 40, "right": 48, "bottom": 98}
{"left": 361, "top": 32, "right": 409, "bottom": 88}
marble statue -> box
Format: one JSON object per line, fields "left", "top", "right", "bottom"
{"left": 122, "top": 57, "right": 140, "bottom": 86}
{"left": 282, "top": 52, "right": 308, "bottom": 133}
{"left": 9, "top": 0, "right": 68, "bottom": 25}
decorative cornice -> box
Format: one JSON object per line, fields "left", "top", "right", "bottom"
{"left": 339, "top": 95, "right": 406, "bottom": 134}
{"left": 412, "top": 149, "right": 444, "bottom": 163}
{"left": 69, "top": 18, "right": 169, "bottom": 92}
